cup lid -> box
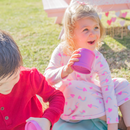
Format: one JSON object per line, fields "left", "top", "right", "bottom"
{"left": 25, "top": 120, "right": 42, "bottom": 130}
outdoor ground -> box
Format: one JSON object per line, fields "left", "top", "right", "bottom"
{"left": 0, "top": 0, "right": 130, "bottom": 111}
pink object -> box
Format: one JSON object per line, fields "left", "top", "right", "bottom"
{"left": 72, "top": 48, "right": 95, "bottom": 74}
{"left": 105, "top": 12, "right": 109, "bottom": 17}
{"left": 25, "top": 120, "right": 42, "bottom": 130}
{"left": 122, "top": 12, "right": 127, "bottom": 18}
{"left": 107, "top": 19, "right": 112, "bottom": 25}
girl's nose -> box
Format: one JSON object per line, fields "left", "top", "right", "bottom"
{"left": 89, "top": 30, "right": 95, "bottom": 36}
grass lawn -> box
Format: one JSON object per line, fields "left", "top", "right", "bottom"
{"left": 1, "top": 0, "right": 130, "bottom": 80}
{"left": 0, "top": 0, "right": 130, "bottom": 112}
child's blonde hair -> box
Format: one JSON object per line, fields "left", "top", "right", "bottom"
{"left": 61, "top": 1, "right": 105, "bottom": 55}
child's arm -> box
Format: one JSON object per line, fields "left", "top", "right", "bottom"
{"left": 44, "top": 45, "right": 80, "bottom": 85}
{"left": 108, "top": 123, "right": 118, "bottom": 130}
{"left": 95, "top": 52, "right": 118, "bottom": 125}
{"left": 44, "top": 45, "right": 66, "bottom": 85}
{"left": 30, "top": 68, "right": 65, "bottom": 129}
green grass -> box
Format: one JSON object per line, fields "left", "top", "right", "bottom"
{"left": 0, "top": 0, "right": 61, "bottom": 73}
{"left": 0, "top": 0, "right": 130, "bottom": 82}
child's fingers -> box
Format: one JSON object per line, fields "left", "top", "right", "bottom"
{"left": 68, "top": 61, "right": 75, "bottom": 67}
{"left": 26, "top": 117, "right": 35, "bottom": 122}
{"left": 69, "top": 58, "right": 79, "bottom": 65}
{"left": 73, "top": 49, "right": 80, "bottom": 54}
{"left": 71, "top": 53, "right": 81, "bottom": 59}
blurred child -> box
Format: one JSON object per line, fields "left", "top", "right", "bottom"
{"left": 0, "top": 30, "right": 65, "bottom": 130}
{"left": 44, "top": 1, "right": 130, "bottom": 130}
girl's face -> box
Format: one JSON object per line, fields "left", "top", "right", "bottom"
{"left": 73, "top": 17, "right": 100, "bottom": 51}
{"left": 0, "top": 70, "right": 20, "bottom": 95}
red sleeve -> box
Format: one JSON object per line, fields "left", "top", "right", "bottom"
{"left": 30, "top": 68, "right": 65, "bottom": 129}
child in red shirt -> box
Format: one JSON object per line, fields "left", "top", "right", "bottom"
{"left": 0, "top": 30, "right": 65, "bottom": 130}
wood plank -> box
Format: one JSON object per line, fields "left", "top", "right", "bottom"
{"left": 42, "top": 0, "right": 68, "bottom": 10}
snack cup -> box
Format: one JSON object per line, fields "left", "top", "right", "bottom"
{"left": 25, "top": 120, "right": 42, "bottom": 130}
{"left": 72, "top": 48, "right": 95, "bottom": 74}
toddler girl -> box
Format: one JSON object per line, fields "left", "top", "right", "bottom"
{"left": 44, "top": 1, "right": 130, "bottom": 130}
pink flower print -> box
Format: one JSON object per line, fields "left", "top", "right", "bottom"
{"left": 105, "top": 86, "right": 109, "bottom": 91}
{"left": 71, "top": 94, "right": 75, "bottom": 98}
{"left": 77, "top": 74, "right": 81, "bottom": 77}
{"left": 72, "top": 116, "right": 75, "bottom": 119}
{"left": 89, "top": 117, "right": 91, "bottom": 119}
{"left": 106, "top": 99, "right": 108, "bottom": 103}
{"left": 98, "top": 61, "right": 103, "bottom": 67}
{"left": 69, "top": 108, "right": 74, "bottom": 113}
{"left": 116, "top": 117, "right": 118, "bottom": 122}
{"left": 99, "top": 101, "right": 102, "bottom": 103}
{"left": 118, "top": 91, "right": 122, "bottom": 95}
{"left": 97, "top": 98, "right": 102, "bottom": 103}
{"left": 61, "top": 63, "right": 64, "bottom": 66}
{"left": 113, "top": 79, "right": 117, "bottom": 82}
{"left": 106, "top": 78, "right": 109, "bottom": 83}
{"left": 75, "top": 105, "right": 78, "bottom": 108}
{"left": 89, "top": 87, "right": 93, "bottom": 89}
{"left": 105, "top": 88, "right": 108, "bottom": 91}
{"left": 107, "top": 117, "right": 111, "bottom": 124}
{"left": 69, "top": 82, "right": 72, "bottom": 86}
{"left": 67, "top": 79, "right": 71, "bottom": 81}
{"left": 100, "top": 64, "right": 103, "bottom": 67}
{"left": 88, "top": 104, "right": 92, "bottom": 108}
{"left": 80, "top": 110, "right": 86, "bottom": 114}
{"left": 65, "top": 102, "right": 68, "bottom": 105}
{"left": 90, "top": 75, "right": 92, "bottom": 78}
{"left": 108, "top": 108, "right": 112, "bottom": 113}
{"left": 125, "top": 98, "right": 129, "bottom": 101}
{"left": 83, "top": 88, "right": 87, "bottom": 92}
{"left": 78, "top": 96, "right": 82, "bottom": 99}
{"left": 82, "top": 110, "right": 85, "bottom": 113}
{"left": 107, "top": 120, "right": 110, "bottom": 124}
{"left": 58, "top": 53, "right": 62, "bottom": 57}
{"left": 96, "top": 56, "right": 99, "bottom": 59}
{"left": 75, "top": 102, "right": 79, "bottom": 108}
{"left": 104, "top": 85, "right": 109, "bottom": 91}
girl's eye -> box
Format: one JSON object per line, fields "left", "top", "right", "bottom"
{"left": 83, "top": 28, "right": 88, "bottom": 32}
{"left": 95, "top": 26, "right": 99, "bottom": 29}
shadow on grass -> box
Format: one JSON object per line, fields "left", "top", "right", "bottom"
{"left": 99, "top": 31, "right": 130, "bottom": 71}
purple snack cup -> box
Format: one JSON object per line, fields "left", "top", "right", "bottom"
{"left": 25, "top": 120, "right": 42, "bottom": 130}
{"left": 71, "top": 48, "right": 95, "bottom": 74}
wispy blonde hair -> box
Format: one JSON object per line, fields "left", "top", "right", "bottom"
{"left": 61, "top": 1, "right": 105, "bottom": 55}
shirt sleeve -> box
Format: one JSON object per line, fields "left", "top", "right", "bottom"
{"left": 44, "top": 45, "right": 65, "bottom": 85}
{"left": 30, "top": 68, "right": 65, "bottom": 129}
{"left": 95, "top": 52, "right": 118, "bottom": 124}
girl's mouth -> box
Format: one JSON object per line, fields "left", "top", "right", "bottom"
{"left": 88, "top": 40, "right": 95, "bottom": 45}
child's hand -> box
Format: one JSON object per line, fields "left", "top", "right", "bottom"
{"left": 26, "top": 117, "right": 51, "bottom": 130}
{"left": 61, "top": 50, "right": 81, "bottom": 78}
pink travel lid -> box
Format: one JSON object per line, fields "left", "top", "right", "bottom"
{"left": 25, "top": 120, "right": 42, "bottom": 130}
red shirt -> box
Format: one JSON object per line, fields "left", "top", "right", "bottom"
{"left": 0, "top": 67, "right": 65, "bottom": 130}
